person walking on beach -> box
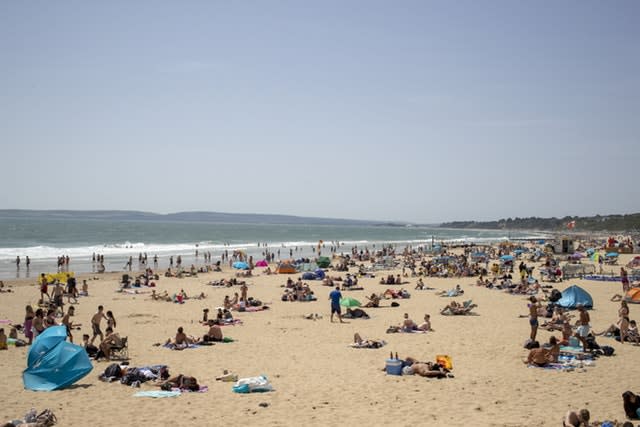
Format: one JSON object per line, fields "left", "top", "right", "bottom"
{"left": 16, "top": 256, "right": 20, "bottom": 269}
{"left": 90, "top": 305, "right": 108, "bottom": 345}
{"left": 26, "top": 256, "right": 30, "bottom": 269}
{"left": 39, "top": 273, "right": 50, "bottom": 302}
{"left": 329, "top": 286, "right": 344, "bottom": 323}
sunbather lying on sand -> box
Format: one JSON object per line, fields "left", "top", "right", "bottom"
{"left": 158, "top": 374, "right": 200, "bottom": 391}
{"left": 352, "top": 332, "right": 385, "bottom": 348}
{"left": 436, "top": 285, "right": 463, "bottom": 297}
{"left": 343, "top": 308, "right": 370, "bottom": 319}
{"left": 440, "top": 301, "right": 477, "bottom": 315}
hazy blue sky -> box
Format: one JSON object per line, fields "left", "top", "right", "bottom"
{"left": 1, "top": 1, "right": 638, "bottom": 223}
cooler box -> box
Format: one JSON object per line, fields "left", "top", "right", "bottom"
{"left": 385, "top": 359, "right": 403, "bottom": 375}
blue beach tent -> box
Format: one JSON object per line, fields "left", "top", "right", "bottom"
{"left": 314, "top": 269, "right": 326, "bottom": 280}
{"left": 23, "top": 326, "right": 93, "bottom": 391}
{"left": 301, "top": 272, "right": 317, "bottom": 280}
{"left": 232, "top": 261, "right": 249, "bottom": 270}
{"left": 557, "top": 285, "right": 593, "bottom": 310}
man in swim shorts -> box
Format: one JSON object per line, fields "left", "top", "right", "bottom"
{"left": 329, "top": 286, "right": 343, "bottom": 323}
{"left": 90, "top": 305, "right": 108, "bottom": 345}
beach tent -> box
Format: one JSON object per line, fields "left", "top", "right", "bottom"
{"left": 301, "top": 272, "right": 317, "bottom": 280}
{"left": 232, "top": 261, "right": 249, "bottom": 270}
{"left": 557, "top": 285, "right": 593, "bottom": 309}
{"left": 45, "top": 272, "right": 74, "bottom": 283}
{"left": 625, "top": 288, "right": 640, "bottom": 304}
{"left": 276, "top": 262, "right": 297, "bottom": 274}
{"left": 23, "top": 326, "right": 93, "bottom": 391}
{"left": 314, "top": 268, "right": 326, "bottom": 280}
{"left": 255, "top": 260, "right": 268, "bottom": 267}
{"left": 626, "top": 257, "right": 640, "bottom": 268}
{"left": 317, "top": 257, "right": 331, "bottom": 268}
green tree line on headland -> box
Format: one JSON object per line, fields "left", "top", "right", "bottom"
{"left": 440, "top": 213, "right": 640, "bottom": 232}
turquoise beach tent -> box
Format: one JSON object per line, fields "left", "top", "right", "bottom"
{"left": 557, "top": 285, "right": 593, "bottom": 310}
{"left": 232, "top": 261, "right": 249, "bottom": 270}
{"left": 23, "top": 326, "right": 93, "bottom": 391}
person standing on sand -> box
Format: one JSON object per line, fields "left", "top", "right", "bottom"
{"left": 574, "top": 305, "right": 591, "bottom": 352}
{"left": 528, "top": 296, "right": 540, "bottom": 341}
{"left": 329, "top": 286, "right": 343, "bottom": 323}
{"left": 90, "top": 305, "right": 108, "bottom": 345}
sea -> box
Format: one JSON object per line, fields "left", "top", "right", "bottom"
{"left": 0, "top": 217, "right": 549, "bottom": 280}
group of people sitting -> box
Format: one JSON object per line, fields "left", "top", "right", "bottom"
{"left": 379, "top": 274, "right": 406, "bottom": 285}
{"left": 163, "top": 324, "right": 225, "bottom": 349}
{"left": 387, "top": 313, "right": 433, "bottom": 333}
{"left": 150, "top": 289, "right": 206, "bottom": 303}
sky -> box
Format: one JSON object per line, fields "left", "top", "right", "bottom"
{"left": 1, "top": 1, "right": 639, "bottom": 223}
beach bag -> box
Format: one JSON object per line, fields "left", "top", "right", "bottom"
{"left": 524, "top": 339, "right": 539, "bottom": 350}
{"left": 104, "top": 363, "right": 122, "bottom": 378}
{"left": 35, "top": 409, "right": 57, "bottom": 427}
{"left": 232, "top": 375, "right": 273, "bottom": 393}
{"left": 391, "top": 302, "right": 400, "bottom": 307}
{"left": 601, "top": 345, "right": 615, "bottom": 356}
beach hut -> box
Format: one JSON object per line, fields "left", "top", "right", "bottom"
{"left": 624, "top": 288, "right": 640, "bottom": 304}
{"left": 548, "top": 237, "right": 575, "bottom": 254}
{"left": 557, "top": 285, "right": 593, "bottom": 309}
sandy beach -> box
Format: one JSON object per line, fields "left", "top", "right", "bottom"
{"left": 1, "top": 249, "right": 639, "bottom": 427}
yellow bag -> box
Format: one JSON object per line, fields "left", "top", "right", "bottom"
{"left": 436, "top": 354, "right": 452, "bottom": 370}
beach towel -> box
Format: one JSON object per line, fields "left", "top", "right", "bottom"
{"left": 134, "top": 390, "right": 181, "bottom": 398}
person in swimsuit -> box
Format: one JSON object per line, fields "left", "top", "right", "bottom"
{"left": 90, "top": 305, "right": 108, "bottom": 345}
{"left": 619, "top": 301, "right": 630, "bottom": 344}
{"left": 528, "top": 296, "right": 540, "bottom": 341}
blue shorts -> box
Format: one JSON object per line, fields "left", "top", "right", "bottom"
{"left": 529, "top": 318, "right": 538, "bottom": 327}
{"left": 331, "top": 303, "right": 341, "bottom": 314}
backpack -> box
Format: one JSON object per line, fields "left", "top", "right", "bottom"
{"left": 549, "top": 289, "right": 562, "bottom": 302}
{"left": 601, "top": 346, "right": 614, "bottom": 356}
{"left": 104, "top": 363, "right": 122, "bottom": 378}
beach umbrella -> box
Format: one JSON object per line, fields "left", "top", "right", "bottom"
{"left": 500, "top": 255, "right": 514, "bottom": 262}
{"left": 340, "top": 297, "right": 361, "bottom": 308}
{"left": 317, "top": 257, "right": 331, "bottom": 268}
{"left": 255, "top": 260, "right": 268, "bottom": 267}
{"left": 606, "top": 252, "right": 619, "bottom": 258}
{"left": 570, "top": 253, "right": 583, "bottom": 260}
{"left": 232, "top": 261, "right": 249, "bottom": 270}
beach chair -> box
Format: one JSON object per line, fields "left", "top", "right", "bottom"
{"left": 109, "top": 336, "right": 129, "bottom": 361}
